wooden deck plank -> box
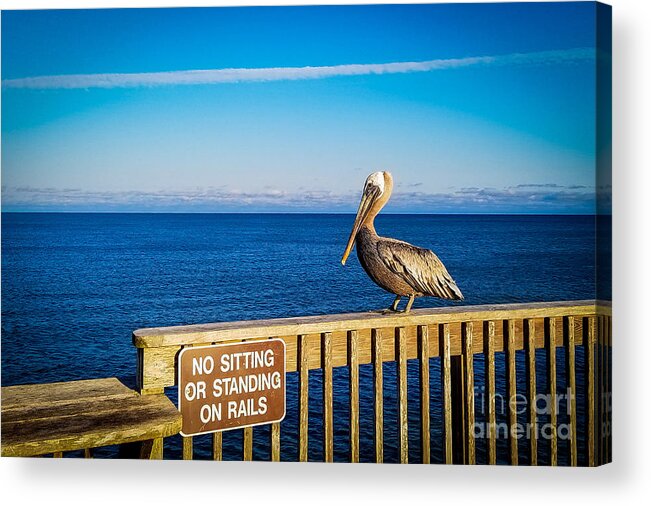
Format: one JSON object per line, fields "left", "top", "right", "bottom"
{"left": 2, "top": 378, "right": 134, "bottom": 410}
{"left": 2, "top": 381, "right": 181, "bottom": 457}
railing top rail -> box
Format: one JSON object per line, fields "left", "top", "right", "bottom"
{"left": 133, "top": 299, "right": 610, "bottom": 349}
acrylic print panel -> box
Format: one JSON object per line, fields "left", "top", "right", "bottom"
{"left": 1, "top": 2, "right": 611, "bottom": 465}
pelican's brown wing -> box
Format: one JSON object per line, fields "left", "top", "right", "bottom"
{"left": 376, "top": 238, "right": 464, "bottom": 300}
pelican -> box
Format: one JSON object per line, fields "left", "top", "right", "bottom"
{"left": 341, "top": 171, "right": 463, "bottom": 313}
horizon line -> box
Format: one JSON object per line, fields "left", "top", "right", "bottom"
{"left": 0, "top": 210, "right": 605, "bottom": 216}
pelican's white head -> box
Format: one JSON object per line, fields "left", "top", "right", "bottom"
{"left": 365, "top": 171, "right": 386, "bottom": 195}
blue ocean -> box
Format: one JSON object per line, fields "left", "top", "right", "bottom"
{"left": 1, "top": 213, "right": 609, "bottom": 464}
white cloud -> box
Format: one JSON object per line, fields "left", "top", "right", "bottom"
{"left": 1, "top": 48, "right": 594, "bottom": 90}
{"left": 1, "top": 183, "right": 606, "bottom": 213}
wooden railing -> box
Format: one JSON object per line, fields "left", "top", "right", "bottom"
{"left": 133, "top": 300, "right": 612, "bottom": 465}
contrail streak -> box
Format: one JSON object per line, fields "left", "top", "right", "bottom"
{"left": 2, "top": 48, "right": 594, "bottom": 90}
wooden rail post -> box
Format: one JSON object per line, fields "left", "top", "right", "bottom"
{"left": 298, "top": 334, "right": 309, "bottom": 462}
{"left": 525, "top": 319, "right": 537, "bottom": 466}
{"left": 606, "top": 315, "right": 612, "bottom": 462}
{"left": 396, "top": 327, "right": 409, "bottom": 464}
{"left": 270, "top": 423, "right": 280, "bottom": 462}
{"left": 484, "top": 320, "right": 497, "bottom": 465}
{"left": 450, "top": 354, "right": 466, "bottom": 465}
{"left": 585, "top": 316, "right": 596, "bottom": 466}
{"left": 418, "top": 325, "right": 431, "bottom": 464}
{"left": 564, "top": 316, "right": 578, "bottom": 466}
{"left": 597, "top": 315, "right": 606, "bottom": 464}
{"left": 349, "top": 330, "right": 360, "bottom": 463}
{"left": 139, "top": 438, "right": 163, "bottom": 459}
{"left": 243, "top": 427, "right": 253, "bottom": 461}
{"left": 440, "top": 323, "right": 453, "bottom": 464}
{"left": 372, "top": 328, "right": 384, "bottom": 463}
{"left": 322, "top": 332, "right": 334, "bottom": 463}
{"left": 182, "top": 436, "right": 193, "bottom": 460}
{"left": 506, "top": 319, "right": 519, "bottom": 465}
{"left": 461, "top": 321, "right": 476, "bottom": 465}
{"left": 545, "top": 317, "right": 558, "bottom": 466}
{"left": 210, "top": 432, "right": 222, "bottom": 461}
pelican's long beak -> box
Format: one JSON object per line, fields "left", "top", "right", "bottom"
{"left": 341, "top": 187, "right": 379, "bottom": 265}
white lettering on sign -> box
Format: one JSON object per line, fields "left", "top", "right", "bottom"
{"left": 212, "top": 371, "right": 282, "bottom": 397}
{"left": 219, "top": 349, "right": 275, "bottom": 372}
{"left": 200, "top": 403, "right": 222, "bottom": 423}
{"left": 178, "top": 340, "right": 286, "bottom": 436}
{"left": 184, "top": 381, "right": 207, "bottom": 402}
{"left": 192, "top": 356, "right": 214, "bottom": 375}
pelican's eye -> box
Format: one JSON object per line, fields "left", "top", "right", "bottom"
{"left": 365, "top": 183, "right": 380, "bottom": 197}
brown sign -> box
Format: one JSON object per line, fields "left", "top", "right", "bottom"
{"left": 178, "top": 340, "right": 286, "bottom": 436}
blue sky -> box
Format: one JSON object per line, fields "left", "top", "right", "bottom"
{"left": 1, "top": 3, "right": 605, "bottom": 213}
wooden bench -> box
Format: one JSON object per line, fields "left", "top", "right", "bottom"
{"left": 1, "top": 377, "right": 182, "bottom": 458}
